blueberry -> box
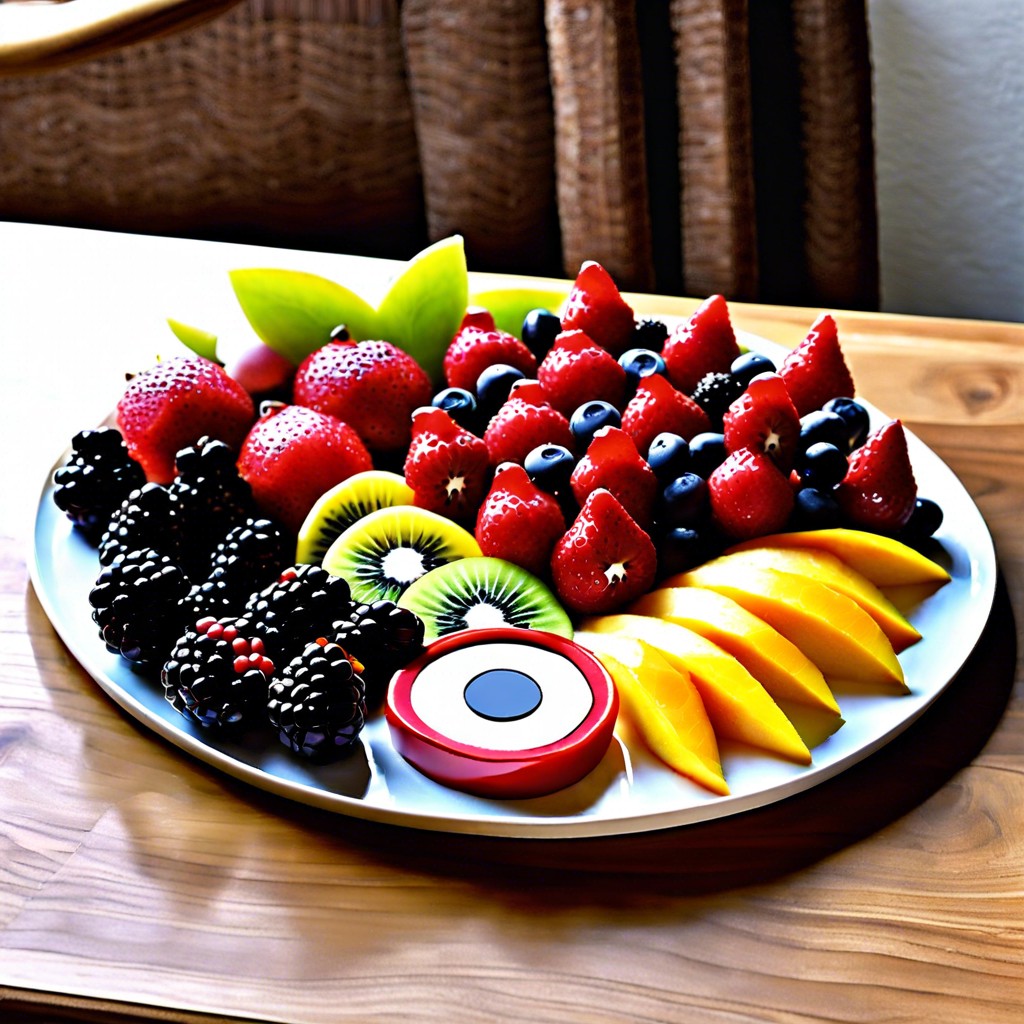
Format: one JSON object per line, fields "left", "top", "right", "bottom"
{"left": 796, "top": 442, "right": 848, "bottom": 490}
{"left": 823, "top": 397, "right": 870, "bottom": 451}
{"left": 687, "top": 432, "right": 727, "bottom": 479}
{"left": 431, "top": 387, "right": 479, "bottom": 432}
{"left": 656, "top": 473, "right": 709, "bottom": 530}
{"left": 618, "top": 347, "right": 666, "bottom": 392}
{"left": 657, "top": 527, "right": 718, "bottom": 578}
{"left": 570, "top": 400, "right": 621, "bottom": 450}
{"left": 730, "top": 351, "right": 776, "bottom": 386}
{"left": 791, "top": 487, "right": 843, "bottom": 530}
{"left": 798, "top": 409, "right": 850, "bottom": 454}
{"left": 900, "top": 497, "right": 944, "bottom": 543}
{"left": 524, "top": 443, "right": 576, "bottom": 495}
{"left": 475, "top": 364, "right": 526, "bottom": 416}
{"left": 646, "top": 432, "right": 690, "bottom": 482}
{"left": 521, "top": 308, "right": 562, "bottom": 361}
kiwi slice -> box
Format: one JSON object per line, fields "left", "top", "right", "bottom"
{"left": 322, "top": 505, "right": 481, "bottom": 604}
{"left": 397, "top": 556, "right": 573, "bottom": 642}
{"left": 296, "top": 470, "right": 415, "bottom": 565}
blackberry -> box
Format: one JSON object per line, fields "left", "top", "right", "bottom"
{"left": 244, "top": 564, "right": 353, "bottom": 665}
{"left": 690, "top": 371, "right": 745, "bottom": 430}
{"left": 268, "top": 640, "right": 367, "bottom": 762}
{"left": 99, "top": 482, "right": 181, "bottom": 567}
{"left": 178, "top": 569, "right": 239, "bottom": 624}
{"left": 332, "top": 600, "right": 425, "bottom": 699}
{"left": 170, "top": 436, "right": 257, "bottom": 577}
{"left": 89, "top": 548, "right": 192, "bottom": 667}
{"left": 162, "top": 616, "right": 274, "bottom": 730}
{"left": 632, "top": 318, "right": 669, "bottom": 349}
{"left": 52, "top": 427, "right": 146, "bottom": 541}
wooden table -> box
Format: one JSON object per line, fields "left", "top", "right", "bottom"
{"left": 1, "top": 222, "right": 1021, "bottom": 1023}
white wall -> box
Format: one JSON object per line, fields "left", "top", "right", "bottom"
{"left": 866, "top": 0, "right": 1024, "bottom": 323}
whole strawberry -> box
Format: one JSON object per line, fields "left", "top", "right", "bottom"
{"left": 537, "top": 329, "right": 627, "bottom": 416}
{"left": 238, "top": 403, "right": 373, "bottom": 534}
{"left": 661, "top": 294, "right": 741, "bottom": 394}
{"left": 707, "top": 447, "right": 795, "bottom": 540}
{"left": 778, "top": 313, "right": 855, "bottom": 416}
{"left": 570, "top": 427, "right": 657, "bottom": 529}
{"left": 117, "top": 356, "right": 255, "bottom": 483}
{"left": 482, "top": 380, "right": 575, "bottom": 466}
{"left": 836, "top": 419, "right": 917, "bottom": 532}
{"left": 475, "top": 462, "right": 565, "bottom": 577}
{"left": 550, "top": 488, "right": 657, "bottom": 615}
{"left": 560, "top": 261, "right": 637, "bottom": 357}
{"left": 442, "top": 309, "right": 538, "bottom": 392}
{"left": 293, "top": 338, "right": 432, "bottom": 453}
{"left": 620, "top": 372, "right": 711, "bottom": 456}
{"left": 404, "top": 406, "right": 491, "bottom": 525}
{"left": 722, "top": 372, "right": 801, "bottom": 471}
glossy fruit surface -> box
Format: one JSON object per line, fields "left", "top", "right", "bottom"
{"left": 559, "top": 261, "right": 636, "bottom": 356}
{"left": 661, "top": 294, "right": 740, "bottom": 394}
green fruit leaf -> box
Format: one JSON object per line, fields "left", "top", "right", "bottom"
{"left": 229, "top": 268, "right": 379, "bottom": 365}
{"left": 468, "top": 287, "right": 569, "bottom": 339}
{"left": 376, "top": 235, "right": 469, "bottom": 384}
{"left": 167, "top": 318, "right": 221, "bottom": 363}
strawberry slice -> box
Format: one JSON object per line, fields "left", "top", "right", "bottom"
{"left": 621, "top": 372, "right": 712, "bottom": 456}
{"left": 560, "top": 261, "right": 637, "bottom": 357}
{"left": 661, "top": 294, "right": 741, "bottom": 394}
{"left": 237, "top": 403, "right": 372, "bottom": 534}
{"left": 778, "top": 313, "right": 855, "bottom": 416}
{"left": 707, "top": 447, "right": 795, "bottom": 540}
{"left": 404, "top": 406, "right": 492, "bottom": 525}
{"left": 117, "top": 356, "right": 255, "bottom": 483}
{"left": 475, "top": 462, "right": 566, "bottom": 577}
{"left": 482, "top": 382, "right": 575, "bottom": 466}
{"left": 722, "top": 372, "right": 801, "bottom": 471}
{"left": 537, "top": 329, "right": 628, "bottom": 416}
{"left": 570, "top": 427, "right": 657, "bottom": 528}
{"left": 835, "top": 419, "right": 917, "bottom": 532}
{"left": 550, "top": 489, "right": 657, "bottom": 614}
{"left": 443, "top": 312, "right": 538, "bottom": 393}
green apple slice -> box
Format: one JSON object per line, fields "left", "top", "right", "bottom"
{"left": 229, "top": 268, "right": 379, "bottom": 365}
{"left": 468, "top": 286, "right": 569, "bottom": 338}
{"left": 167, "top": 318, "right": 220, "bottom": 363}
{"left": 375, "top": 235, "right": 468, "bottom": 385}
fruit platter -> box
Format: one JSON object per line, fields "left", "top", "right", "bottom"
{"left": 31, "top": 238, "right": 997, "bottom": 838}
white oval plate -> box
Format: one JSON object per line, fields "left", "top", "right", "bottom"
{"left": 29, "top": 332, "right": 997, "bottom": 838}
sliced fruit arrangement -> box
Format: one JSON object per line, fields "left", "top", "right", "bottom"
{"left": 51, "top": 251, "right": 955, "bottom": 798}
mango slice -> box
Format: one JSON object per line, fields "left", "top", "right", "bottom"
{"left": 575, "top": 633, "right": 728, "bottom": 795}
{"left": 727, "top": 528, "right": 950, "bottom": 589}
{"left": 580, "top": 615, "right": 812, "bottom": 764}
{"left": 630, "top": 586, "right": 840, "bottom": 714}
{"left": 674, "top": 562, "right": 906, "bottom": 689}
{"left": 665, "top": 546, "right": 921, "bottom": 652}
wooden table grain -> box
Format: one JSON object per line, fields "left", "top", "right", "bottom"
{"left": 1, "top": 223, "right": 1021, "bottom": 1024}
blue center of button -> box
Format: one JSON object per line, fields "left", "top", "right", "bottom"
{"left": 463, "top": 668, "right": 543, "bottom": 722}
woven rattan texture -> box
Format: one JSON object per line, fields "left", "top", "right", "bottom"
{"left": 401, "top": 0, "right": 560, "bottom": 275}
{"left": 0, "top": 0, "right": 424, "bottom": 255}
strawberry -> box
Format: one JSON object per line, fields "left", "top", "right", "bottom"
{"left": 442, "top": 311, "right": 538, "bottom": 392}
{"left": 550, "top": 489, "right": 657, "bottom": 615}
{"left": 237, "top": 403, "right": 372, "bottom": 534}
{"left": 722, "top": 372, "right": 801, "bottom": 471}
{"left": 537, "top": 329, "right": 627, "bottom": 416}
{"left": 835, "top": 419, "right": 917, "bottom": 532}
{"left": 482, "top": 381, "right": 575, "bottom": 466}
{"left": 292, "top": 338, "right": 432, "bottom": 453}
{"left": 707, "top": 447, "right": 795, "bottom": 540}
{"left": 778, "top": 313, "right": 855, "bottom": 416}
{"left": 474, "top": 462, "right": 566, "bottom": 577}
{"left": 116, "top": 356, "right": 255, "bottom": 484}
{"left": 559, "top": 261, "right": 636, "bottom": 357}
{"left": 620, "top": 372, "right": 712, "bottom": 456}
{"left": 570, "top": 427, "right": 657, "bottom": 528}
{"left": 404, "top": 406, "right": 492, "bottom": 524}
{"left": 661, "top": 294, "right": 741, "bottom": 394}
